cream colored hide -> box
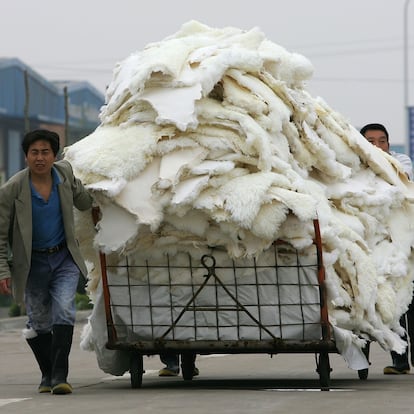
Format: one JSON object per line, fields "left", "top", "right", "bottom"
{"left": 64, "top": 21, "right": 414, "bottom": 375}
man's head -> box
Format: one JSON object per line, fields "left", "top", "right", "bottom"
{"left": 360, "top": 123, "right": 389, "bottom": 153}
{"left": 22, "top": 129, "right": 60, "bottom": 156}
{"left": 22, "top": 130, "right": 59, "bottom": 178}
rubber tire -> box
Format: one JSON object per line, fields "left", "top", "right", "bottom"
{"left": 181, "top": 353, "right": 195, "bottom": 381}
{"left": 358, "top": 342, "right": 370, "bottom": 380}
{"left": 318, "top": 352, "right": 331, "bottom": 390}
{"left": 358, "top": 368, "right": 369, "bottom": 380}
{"left": 130, "top": 353, "right": 144, "bottom": 388}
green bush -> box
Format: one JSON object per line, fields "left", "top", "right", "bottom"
{"left": 75, "top": 293, "right": 93, "bottom": 310}
{"left": 0, "top": 295, "right": 12, "bottom": 307}
{"left": 8, "top": 302, "right": 22, "bottom": 317}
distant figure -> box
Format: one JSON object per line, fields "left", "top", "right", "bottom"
{"left": 360, "top": 123, "right": 413, "bottom": 180}
{"left": 159, "top": 352, "right": 199, "bottom": 377}
{"left": 0, "top": 129, "right": 94, "bottom": 393}
{"left": 361, "top": 122, "right": 414, "bottom": 374}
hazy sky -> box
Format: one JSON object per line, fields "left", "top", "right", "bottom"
{"left": 2, "top": 0, "right": 413, "bottom": 147}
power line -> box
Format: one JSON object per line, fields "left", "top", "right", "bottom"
{"left": 291, "top": 35, "right": 404, "bottom": 51}
{"left": 311, "top": 77, "right": 404, "bottom": 83}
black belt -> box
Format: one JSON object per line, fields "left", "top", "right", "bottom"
{"left": 32, "top": 242, "right": 66, "bottom": 255}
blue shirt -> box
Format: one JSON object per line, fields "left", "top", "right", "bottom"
{"left": 31, "top": 167, "right": 65, "bottom": 249}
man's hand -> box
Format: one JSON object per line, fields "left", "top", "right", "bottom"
{"left": 0, "top": 278, "right": 11, "bottom": 295}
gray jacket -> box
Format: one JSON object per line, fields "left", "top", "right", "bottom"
{"left": 0, "top": 160, "right": 93, "bottom": 305}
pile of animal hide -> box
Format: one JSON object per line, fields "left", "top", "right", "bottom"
{"left": 64, "top": 21, "right": 414, "bottom": 375}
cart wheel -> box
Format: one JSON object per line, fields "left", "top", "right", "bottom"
{"left": 358, "top": 367, "right": 368, "bottom": 380}
{"left": 317, "top": 352, "right": 331, "bottom": 390}
{"left": 181, "top": 353, "right": 196, "bottom": 381}
{"left": 129, "top": 352, "right": 144, "bottom": 388}
{"left": 358, "top": 342, "right": 371, "bottom": 380}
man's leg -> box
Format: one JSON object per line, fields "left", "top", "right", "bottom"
{"left": 384, "top": 313, "right": 410, "bottom": 374}
{"left": 49, "top": 248, "right": 79, "bottom": 394}
{"left": 51, "top": 324, "right": 74, "bottom": 394}
{"left": 159, "top": 352, "right": 180, "bottom": 376}
{"left": 406, "top": 295, "right": 414, "bottom": 366}
{"left": 25, "top": 331, "right": 53, "bottom": 393}
{"left": 24, "top": 253, "right": 54, "bottom": 392}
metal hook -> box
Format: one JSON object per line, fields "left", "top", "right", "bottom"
{"left": 201, "top": 254, "right": 216, "bottom": 277}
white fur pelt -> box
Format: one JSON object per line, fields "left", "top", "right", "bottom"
{"left": 67, "top": 21, "right": 414, "bottom": 374}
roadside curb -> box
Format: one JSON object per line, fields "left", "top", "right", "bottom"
{"left": 0, "top": 310, "right": 91, "bottom": 332}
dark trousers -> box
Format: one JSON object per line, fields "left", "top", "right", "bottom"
{"left": 160, "top": 352, "right": 179, "bottom": 369}
{"left": 391, "top": 295, "right": 414, "bottom": 367}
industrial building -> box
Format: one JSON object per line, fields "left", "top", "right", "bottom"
{"left": 0, "top": 57, "right": 105, "bottom": 184}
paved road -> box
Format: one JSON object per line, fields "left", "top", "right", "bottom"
{"left": 0, "top": 314, "right": 413, "bottom": 414}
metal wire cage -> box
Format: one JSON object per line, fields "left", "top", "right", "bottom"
{"left": 92, "top": 208, "right": 337, "bottom": 388}
{"left": 105, "top": 243, "right": 324, "bottom": 344}
{"left": 92, "top": 210, "right": 332, "bottom": 349}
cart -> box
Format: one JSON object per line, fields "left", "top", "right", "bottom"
{"left": 91, "top": 209, "right": 369, "bottom": 390}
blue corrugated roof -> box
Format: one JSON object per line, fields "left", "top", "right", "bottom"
{"left": 0, "top": 57, "right": 60, "bottom": 94}
{"left": 0, "top": 57, "right": 104, "bottom": 124}
{"left": 53, "top": 80, "right": 104, "bottom": 100}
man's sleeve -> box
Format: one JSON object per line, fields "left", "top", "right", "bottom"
{"left": 0, "top": 187, "right": 12, "bottom": 280}
{"left": 393, "top": 153, "right": 413, "bottom": 180}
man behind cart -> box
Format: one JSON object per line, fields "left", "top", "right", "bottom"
{"left": 360, "top": 123, "right": 414, "bottom": 375}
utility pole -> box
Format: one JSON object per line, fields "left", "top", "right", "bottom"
{"left": 24, "top": 70, "right": 30, "bottom": 133}
{"left": 404, "top": 0, "right": 413, "bottom": 157}
{"left": 64, "top": 86, "right": 69, "bottom": 146}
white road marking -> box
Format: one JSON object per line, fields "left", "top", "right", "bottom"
{"left": 0, "top": 398, "right": 31, "bottom": 407}
{"left": 102, "top": 369, "right": 158, "bottom": 381}
{"left": 102, "top": 373, "right": 131, "bottom": 381}
{"left": 263, "top": 388, "right": 355, "bottom": 392}
{"left": 200, "top": 354, "right": 228, "bottom": 358}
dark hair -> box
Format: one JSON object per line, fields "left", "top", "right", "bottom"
{"left": 21, "top": 129, "right": 60, "bottom": 156}
{"left": 360, "top": 123, "right": 389, "bottom": 141}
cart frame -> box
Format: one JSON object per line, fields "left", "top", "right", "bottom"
{"left": 91, "top": 208, "right": 363, "bottom": 389}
